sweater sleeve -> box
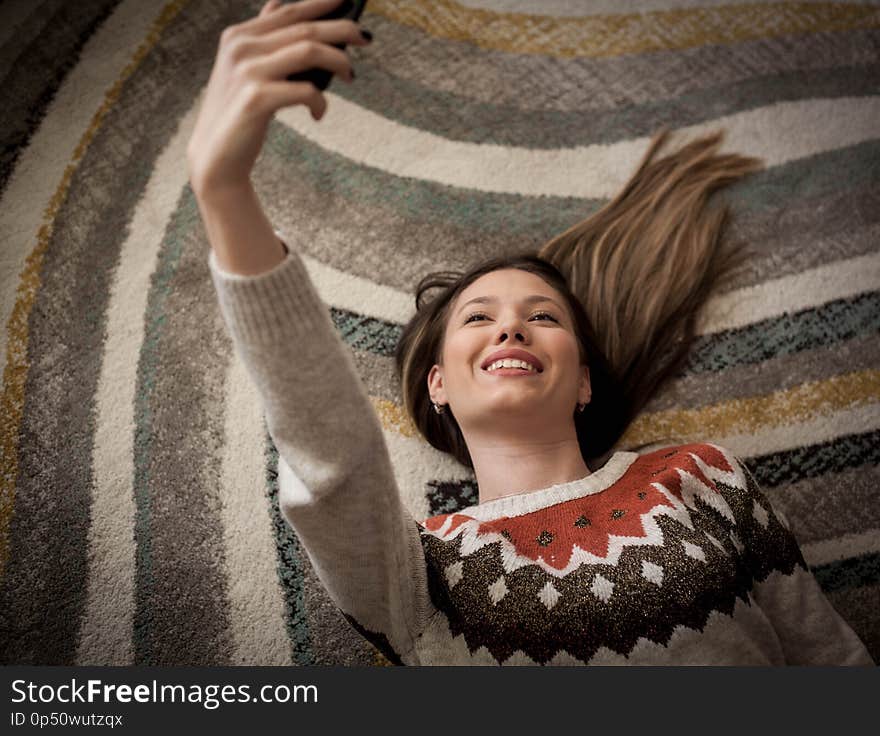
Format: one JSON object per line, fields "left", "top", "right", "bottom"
{"left": 208, "top": 240, "right": 433, "bottom": 664}
{"left": 725, "top": 451, "right": 874, "bottom": 666}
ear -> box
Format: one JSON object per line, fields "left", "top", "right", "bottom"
{"left": 579, "top": 363, "right": 592, "bottom": 406}
{"left": 427, "top": 364, "right": 447, "bottom": 405}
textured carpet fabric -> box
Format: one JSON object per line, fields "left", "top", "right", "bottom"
{"left": 0, "top": 0, "right": 878, "bottom": 665}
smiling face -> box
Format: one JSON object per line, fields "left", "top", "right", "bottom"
{"left": 427, "top": 268, "right": 591, "bottom": 434}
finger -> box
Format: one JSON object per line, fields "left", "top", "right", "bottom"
{"left": 255, "top": 40, "right": 354, "bottom": 83}
{"left": 255, "top": 80, "right": 328, "bottom": 121}
{"left": 253, "top": 18, "right": 370, "bottom": 58}
{"left": 244, "top": 0, "right": 347, "bottom": 36}
{"left": 258, "top": 0, "right": 281, "bottom": 18}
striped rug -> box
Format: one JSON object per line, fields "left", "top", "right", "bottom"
{"left": 1, "top": 0, "right": 878, "bottom": 665}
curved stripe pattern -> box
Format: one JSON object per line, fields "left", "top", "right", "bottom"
{"left": 1, "top": 0, "right": 877, "bottom": 664}
{"left": 0, "top": 0, "right": 188, "bottom": 596}
{"left": 455, "top": 0, "right": 880, "bottom": 15}
{"left": 335, "top": 58, "right": 880, "bottom": 147}
{"left": 277, "top": 95, "right": 880, "bottom": 197}
{"left": 369, "top": 0, "right": 880, "bottom": 56}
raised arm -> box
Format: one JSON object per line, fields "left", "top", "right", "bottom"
{"left": 187, "top": 0, "right": 432, "bottom": 664}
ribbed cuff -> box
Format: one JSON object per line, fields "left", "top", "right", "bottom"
{"left": 208, "top": 234, "right": 332, "bottom": 346}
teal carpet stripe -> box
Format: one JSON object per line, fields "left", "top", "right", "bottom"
{"left": 330, "top": 307, "right": 401, "bottom": 357}
{"left": 812, "top": 551, "right": 880, "bottom": 594}
{"left": 746, "top": 430, "right": 880, "bottom": 490}
{"left": 265, "top": 438, "right": 316, "bottom": 666}
{"left": 687, "top": 290, "right": 880, "bottom": 374}
{"left": 335, "top": 60, "right": 880, "bottom": 148}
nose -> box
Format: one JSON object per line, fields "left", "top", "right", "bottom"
{"left": 495, "top": 314, "right": 529, "bottom": 344}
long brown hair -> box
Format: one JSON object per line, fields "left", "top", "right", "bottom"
{"left": 394, "top": 127, "right": 764, "bottom": 469}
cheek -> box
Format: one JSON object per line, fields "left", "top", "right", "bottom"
{"left": 440, "top": 332, "right": 480, "bottom": 385}
{"left": 552, "top": 334, "right": 583, "bottom": 373}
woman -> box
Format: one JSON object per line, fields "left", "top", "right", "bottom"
{"left": 188, "top": 0, "right": 873, "bottom": 665}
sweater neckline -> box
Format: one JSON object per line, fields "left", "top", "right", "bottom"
{"left": 457, "top": 450, "right": 641, "bottom": 521}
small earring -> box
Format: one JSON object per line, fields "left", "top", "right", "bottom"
{"left": 433, "top": 401, "right": 445, "bottom": 415}
{"left": 576, "top": 402, "right": 586, "bottom": 413}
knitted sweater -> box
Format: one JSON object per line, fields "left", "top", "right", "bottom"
{"left": 209, "top": 244, "right": 874, "bottom": 666}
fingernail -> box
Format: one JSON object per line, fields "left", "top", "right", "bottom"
{"left": 360, "top": 29, "right": 373, "bottom": 42}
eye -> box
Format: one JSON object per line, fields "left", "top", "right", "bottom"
{"left": 530, "top": 311, "right": 559, "bottom": 322}
{"left": 463, "top": 311, "right": 490, "bottom": 324}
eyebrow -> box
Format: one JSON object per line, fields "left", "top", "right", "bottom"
{"left": 456, "top": 294, "right": 565, "bottom": 316}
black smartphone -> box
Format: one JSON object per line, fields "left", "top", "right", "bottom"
{"left": 286, "top": 0, "right": 368, "bottom": 90}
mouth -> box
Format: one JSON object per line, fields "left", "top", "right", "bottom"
{"left": 483, "top": 358, "right": 540, "bottom": 374}
{"left": 480, "top": 349, "right": 544, "bottom": 375}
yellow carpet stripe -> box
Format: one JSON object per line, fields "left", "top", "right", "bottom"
{"left": 369, "top": 0, "right": 880, "bottom": 58}
{"left": 619, "top": 369, "right": 880, "bottom": 447}
{"left": 371, "top": 396, "right": 418, "bottom": 438}
{"left": 0, "top": 0, "right": 188, "bottom": 584}
{"left": 368, "top": 369, "right": 880, "bottom": 459}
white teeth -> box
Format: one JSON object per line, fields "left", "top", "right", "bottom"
{"left": 485, "top": 358, "right": 537, "bottom": 372}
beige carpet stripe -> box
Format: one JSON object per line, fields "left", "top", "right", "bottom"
{"left": 277, "top": 95, "right": 880, "bottom": 198}
{"left": 299, "top": 251, "right": 414, "bottom": 324}
{"left": 803, "top": 529, "right": 880, "bottom": 568}
{"left": 370, "top": 0, "right": 880, "bottom": 57}
{"left": 379, "top": 426, "right": 475, "bottom": 519}
{"left": 454, "top": 0, "right": 880, "bottom": 16}
{"left": 77, "top": 91, "right": 197, "bottom": 665}
{"left": 699, "top": 251, "right": 880, "bottom": 335}
{"left": 620, "top": 370, "right": 880, "bottom": 448}
{"left": 0, "top": 0, "right": 187, "bottom": 585}
{"left": 222, "top": 354, "right": 292, "bottom": 666}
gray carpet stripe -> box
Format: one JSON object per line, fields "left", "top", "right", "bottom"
{"left": 0, "top": 0, "right": 122, "bottom": 195}
{"left": 261, "top": 118, "right": 880, "bottom": 294}
{"left": 136, "top": 189, "right": 235, "bottom": 666}
{"left": 729, "top": 189, "right": 880, "bottom": 292}
{"left": 648, "top": 330, "right": 880, "bottom": 414}
{"left": 764, "top": 462, "right": 880, "bottom": 546}
{"left": 336, "top": 58, "right": 880, "bottom": 147}
{"left": 122, "top": 0, "right": 266, "bottom": 665}
{"left": 359, "top": 14, "right": 880, "bottom": 113}
{"left": 826, "top": 584, "right": 879, "bottom": 657}
{"left": 0, "top": 0, "right": 63, "bottom": 79}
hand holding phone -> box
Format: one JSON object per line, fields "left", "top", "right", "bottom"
{"left": 287, "top": 0, "right": 369, "bottom": 90}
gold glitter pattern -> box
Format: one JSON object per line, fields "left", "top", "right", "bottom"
{"left": 619, "top": 370, "right": 880, "bottom": 447}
